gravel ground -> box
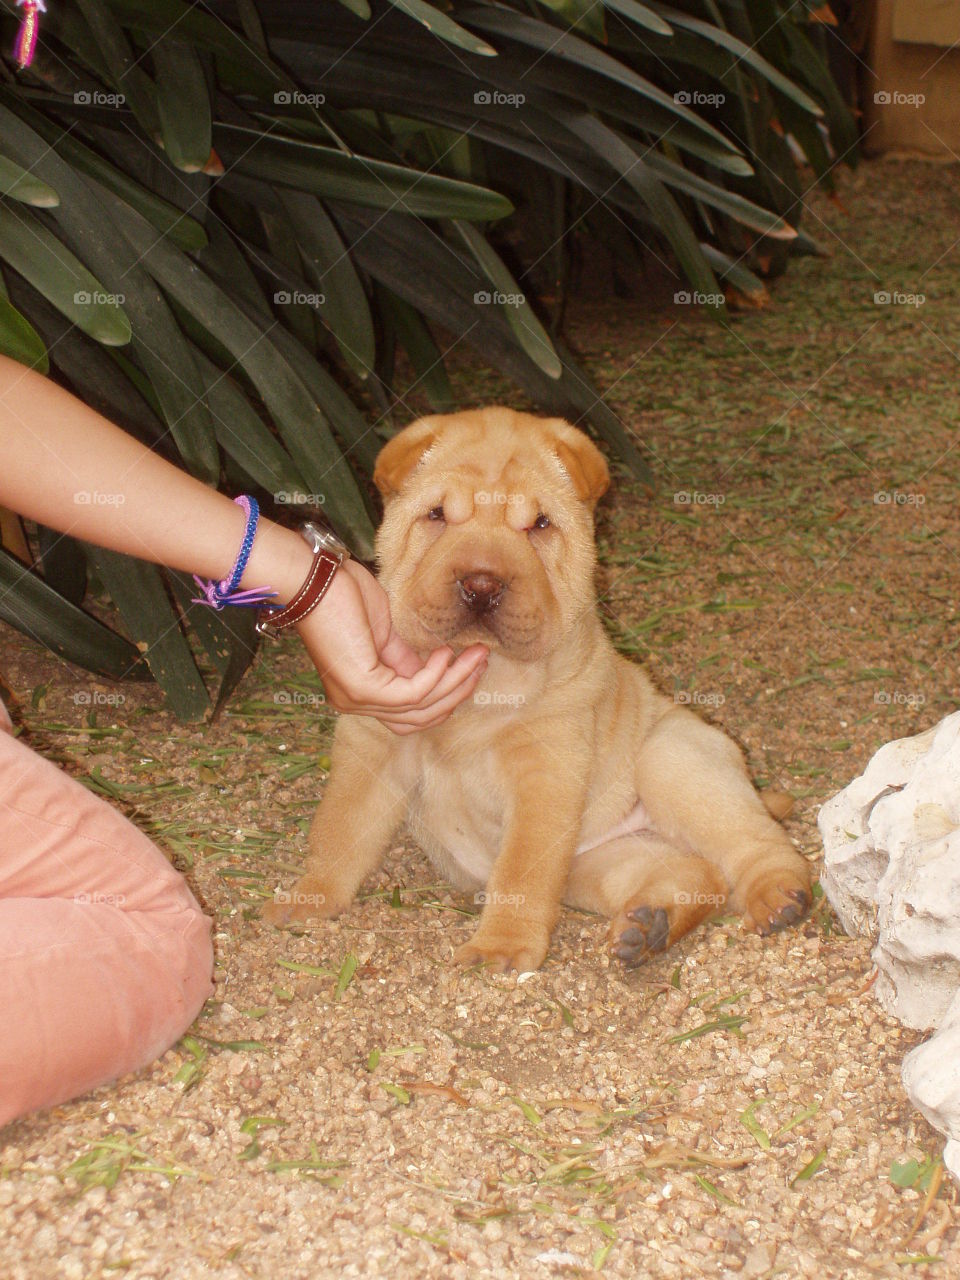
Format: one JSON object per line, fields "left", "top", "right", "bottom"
{"left": 1, "top": 157, "right": 958, "bottom": 1279}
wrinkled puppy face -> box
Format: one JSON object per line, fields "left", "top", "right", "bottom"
{"left": 373, "top": 408, "right": 610, "bottom": 662}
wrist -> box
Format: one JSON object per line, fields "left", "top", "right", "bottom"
{"left": 239, "top": 519, "right": 314, "bottom": 607}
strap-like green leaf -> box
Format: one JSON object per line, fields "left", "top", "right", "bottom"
{"left": 74, "top": 0, "right": 161, "bottom": 139}
{"left": 388, "top": 0, "right": 497, "bottom": 55}
{"left": 153, "top": 37, "right": 213, "bottom": 173}
{"left": 0, "top": 295, "right": 49, "bottom": 372}
{"left": 603, "top": 0, "right": 673, "bottom": 36}
{"left": 453, "top": 219, "right": 562, "bottom": 380}
{"left": 0, "top": 154, "right": 59, "bottom": 207}
{"left": 107, "top": 195, "right": 376, "bottom": 554}
{"left": 213, "top": 123, "right": 513, "bottom": 221}
{"left": 87, "top": 548, "right": 210, "bottom": 721}
{"left": 279, "top": 190, "right": 376, "bottom": 380}
{"left": 377, "top": 287, "right": 454, "bottom": 412}
{"left": 0, "top": 548, "right": 148, "bottom": 681}
{"left": 0, "top": 202, "right": 132, "bottom": 346}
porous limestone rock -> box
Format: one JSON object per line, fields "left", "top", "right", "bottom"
{"left": 818, "top": 711, "right": 960, "bottom": 1183}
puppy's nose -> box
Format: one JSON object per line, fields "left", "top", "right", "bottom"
{"left": 458, "top": 572, "right": 504, "bottom": 611}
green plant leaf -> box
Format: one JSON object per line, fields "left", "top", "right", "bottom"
{"left": 87, "top": 548, "right": 210, "bottom": 721}
{"left": 388, "top": 0, "right": 497, "bottom": 54}
{"left": 153, "top": 37, "right": 213, "bottom": 172}
{"left": 453, "top": 218, "right": 562, "bottom": 379}
{"left": 0, "top": 154, "right": 59, "bottom": 207}
{"left": 0, "top": 295, "right": 49, "bottom": 371}
{"left": 603, "top": 0, "right": 673, "bottom": 37}
{"left": 213, "top": 123, "right": 514, "bottom": 221}
{"left": 0, "top": 202, "right": 132, "bottom": 346}
{"left": 0, "top": 549, "right": 148, "bottom": 681}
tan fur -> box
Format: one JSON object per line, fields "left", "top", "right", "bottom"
{"left": 264, "top": 409, "right": 811, "bottom": 970}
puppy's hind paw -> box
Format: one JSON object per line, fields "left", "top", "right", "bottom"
{"left": 608, "top": 902, "right": 670, "bottom": 969}
{"left": 454, "top": 931, "right": 548, "bottom": 974}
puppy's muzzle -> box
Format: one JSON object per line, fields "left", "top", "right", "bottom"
{"left": 458, "top": 572, "right": 505, "bottom": 613}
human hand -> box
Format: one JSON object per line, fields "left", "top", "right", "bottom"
{"left": 295, "top": 559, "right": 488, "bottom": 732}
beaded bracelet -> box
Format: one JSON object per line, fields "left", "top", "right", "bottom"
{"left": 192, "top": 495, "right": 277, "bottom": 610}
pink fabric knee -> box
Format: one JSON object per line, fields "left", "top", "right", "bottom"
{"left": 0, "top": 703, "right": 214, "bottom": 1126}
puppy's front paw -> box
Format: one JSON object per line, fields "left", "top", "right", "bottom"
{"left": 454, "top": 929, "right": 549, "bottom": 974}
{"left": 262, "top": 876, "right": 350, "bottom": 927}
{"left": 741, "top": 867, "right": 811, "bottom": 936}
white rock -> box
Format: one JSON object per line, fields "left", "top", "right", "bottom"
{"left": 818, "top": 712, "right": 960, "bottom": 1030}
{"left": 818, "top": 712, "right": 960, "bottom": 1184}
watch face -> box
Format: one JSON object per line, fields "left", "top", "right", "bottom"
{"left": 301, "top": 522, "right": 348, "bottom": 558}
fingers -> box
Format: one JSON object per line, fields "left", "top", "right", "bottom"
{"left": 326, "top": 644, "right": 488, "bottom": 725}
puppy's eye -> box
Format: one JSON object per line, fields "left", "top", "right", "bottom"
{"left": 532, "top": 513, "right": 551, "bottom": 531}
{"left": 427, "top": 505, "right": 445, "bottom": 522}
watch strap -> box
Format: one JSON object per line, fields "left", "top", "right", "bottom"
{"left": 256, "top": 548, "right": 341, "bottom": 636}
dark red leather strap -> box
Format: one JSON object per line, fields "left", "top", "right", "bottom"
{"left": 257, "top": 550, "right": 340, "bottom": 635}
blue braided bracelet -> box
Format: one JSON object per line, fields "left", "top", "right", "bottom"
{"left": 192, "top": 495, "right": 278, "bottom": 610}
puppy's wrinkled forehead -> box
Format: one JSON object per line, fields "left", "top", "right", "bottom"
{"left": 374, "top": 407, "right": 609, "bottom": 506}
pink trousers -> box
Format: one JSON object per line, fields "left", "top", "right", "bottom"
{"left": 0, "top": 702, "right": 214, "bottom": 1126}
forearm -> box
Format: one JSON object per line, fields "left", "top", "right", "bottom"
{"left": 0, "top": 354, "right": 313, "bottom": 603}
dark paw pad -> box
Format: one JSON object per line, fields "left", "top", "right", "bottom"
{"left": 611, "top": 905, "right": 670, "bottom": 968}
{"left": 766, "top": 888, "right": 811, "bottom": 933}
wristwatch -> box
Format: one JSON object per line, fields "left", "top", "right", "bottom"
{"left": 256, "top": 522, "right": 349, "bottom": 637}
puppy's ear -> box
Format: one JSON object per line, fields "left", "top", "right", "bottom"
{"left": 552, "top": 425, "right": 610, "bottom": 504}
{"left": 373, "top": 419, "right": 438, "bottom": 497}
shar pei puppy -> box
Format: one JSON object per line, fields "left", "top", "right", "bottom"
{"left": 265, "top": 408, "right": 811, "bottom": 971}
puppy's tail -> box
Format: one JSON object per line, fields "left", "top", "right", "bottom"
{"left": 762, "top": 789, "right": 795, "bottom": 821}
